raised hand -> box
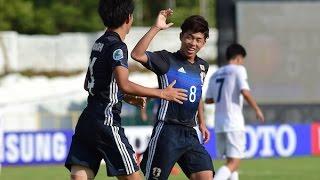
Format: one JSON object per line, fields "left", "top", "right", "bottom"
{"left": 160, "top": 80, "right": 188, "bottom": 104}
{"left": 155, "top": 8, "right": 174, "bottom": 30}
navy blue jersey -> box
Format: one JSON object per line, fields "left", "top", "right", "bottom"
{"left": 144, "top": 50, "right": 209, "bottom": 127}
{"left": 84, "top": 31, "right": 128, "bottom": 126}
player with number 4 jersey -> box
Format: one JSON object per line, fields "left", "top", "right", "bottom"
{"left": 131, "top": 9, "right": 214, "bottom": 180}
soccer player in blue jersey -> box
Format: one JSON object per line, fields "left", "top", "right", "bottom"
{"left": 64, "top": 1, "right": 188, "bottom": 180}
{"left": 131, "top": 9, "right": 214, "bottom": 180}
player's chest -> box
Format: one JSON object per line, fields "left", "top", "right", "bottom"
{"left": 165, "top": 63, "right": 205, "bottom": 88}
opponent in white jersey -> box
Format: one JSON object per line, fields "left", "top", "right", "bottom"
{"left": 205, "top": 43, "right": 264, "bottom": 180}
{"left": 0, "top": 111, "right": 3, "bottom": 174}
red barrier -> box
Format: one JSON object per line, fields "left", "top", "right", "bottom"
{"left": 311, "top": 123, "right": 320, "bottom": 155}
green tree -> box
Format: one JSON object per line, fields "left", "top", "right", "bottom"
{"left": 0, "top": 0, "right": 35, "bottom": 33}
{"left": 0, "top": 0, "right": 215, "bottom": 34}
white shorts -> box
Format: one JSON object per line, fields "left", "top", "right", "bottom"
{"left": 216, "top": 131, "right": 245, "bottom": 159}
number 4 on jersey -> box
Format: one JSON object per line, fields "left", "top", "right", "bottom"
{"left": 87, "top": 57, "right": 97, "bottom": 96}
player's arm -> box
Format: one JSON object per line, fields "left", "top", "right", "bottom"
{"left": 241, "top": 90, "right": 264, "bottom": 122}
{"left": 84, "top": 71, "right": 89, "bottom": 91}
{"left": 205, "top": 75, "right": 215, "bottom": 104}
{"left": 197, "top": 99, "right": 210, "bottom": 143}
{"left": 237, "top": 67, "right": 264, "bottom": 122}
{"left": 205, "top": 98, "right": 214, "bottom": 104}
{"left": 123, "top": 94, "right": 146, "bottom": 109}
{"left": 131, "top": 9, "right": 173, "bottom": 63}
{"left": 114, "top": 66, "right": 187, "bottom": 104}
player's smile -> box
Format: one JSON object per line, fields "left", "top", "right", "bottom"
{"left": 187, "top": 47, "right": 196, "bottom": 54}
{"left": 180, "top": 31, "right": 206, "bottom": 61}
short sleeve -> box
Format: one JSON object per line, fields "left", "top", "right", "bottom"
{"left": 109, "top": 43, "right": 128, "bottom": 69}
{"left": 205, "top": 74, "right": 216, "bottom": 100}
{"left": 236, "top": 66, "right": 250, "bottom": 91}
{"left": 143, "top": 50, "right": 170, "bottom": 75}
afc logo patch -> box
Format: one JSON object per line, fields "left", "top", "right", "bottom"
{"left": 113, "top": 48, "right": 124, "bottom": 61}
{"left": 152, "top": 167, "right": 162, "bottom": 178}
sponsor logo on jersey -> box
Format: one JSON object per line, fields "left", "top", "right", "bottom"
{"left": 113, "top": 49, "right": 124, "bottom": 61}
{"left": 178, "top": 67, "right": 186, "bottom": 73}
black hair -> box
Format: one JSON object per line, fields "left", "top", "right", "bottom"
{"left": 226, "top": 43, "right": 247, "bottom": 61}
{"left": 180, "top": 15, "right": 209, "bottom": 39}
{"left": 98, "top": 0, "right": 134, "bottom": 29}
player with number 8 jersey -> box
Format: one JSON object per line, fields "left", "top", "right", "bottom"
{"left": 141, "top": 50, "right": 207, "bottom": 127}
{"left": 131, "top": 9, "right": 214, "bottom": 180}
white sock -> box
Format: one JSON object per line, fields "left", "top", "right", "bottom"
{"left": 229, "top": 171, "right": 239, "bottom": 180}
{"left": 214, "top": 165, "right": 231, "bottom": 180}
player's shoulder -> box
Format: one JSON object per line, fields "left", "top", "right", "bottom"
{"left": 109, "top": 40, "right": 127, "bottom": 50}
{"left": 196, "top": 57, "right": 209, "bottom": 71}
{"left": 153, "top": 49, "right": 171, "bottom": 57}
{"left": 100, "top": 31, "right": 127, "bottom": 50}
{"left": 234, "top": 65, "right": 247, "bottom": 75}
{"left": 197, "top": 57, "right": 209, "bottom": 67}
{"left": 224, "top": 64, "right": 246, "bottom": 73}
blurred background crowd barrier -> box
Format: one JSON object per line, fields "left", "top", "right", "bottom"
{"left": 0, "top": 28, "right": 217, "bottom": 73}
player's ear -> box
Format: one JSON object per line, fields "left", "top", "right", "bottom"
{"left": 203, "top": 38, "right": 207, "bottom": 45}
{"left": 235, "top": 55, "right": 242, "bottom": 64}
{"left": 125, "top": 14, "right": 133, "bottom": 24}
{"left": 179, "top": 32, "right": 183, "bottom": 41}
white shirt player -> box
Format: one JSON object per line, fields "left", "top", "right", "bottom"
{"left": 0, "top": 111, "right": 3, "bottom": 173}
{"left": 206, "top": 64, "right": 250, "bottom": 132}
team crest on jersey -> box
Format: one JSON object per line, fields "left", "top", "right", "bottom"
{"left": 113, "top": 49, "right": 124, "bottom": 61}
{"left": 200, "top": 64, "right": 205, "bottom": 71}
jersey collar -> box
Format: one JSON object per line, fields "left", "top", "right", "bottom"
{"left": 104, "top": 30, "right": 122, "bottom": 41}
{"left": 175, "top": 50, "right": 199, "bottom": 64}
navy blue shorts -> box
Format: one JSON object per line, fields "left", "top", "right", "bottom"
{"left": 65, "top": 102, "right": 139, "bottom": 177}
{"left": 141, "top": 121, "right": 214, "bottom": 179}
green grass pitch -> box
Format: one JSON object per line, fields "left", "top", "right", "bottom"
{"left": 1, "top": 157, "right": 319, "bottom": 180}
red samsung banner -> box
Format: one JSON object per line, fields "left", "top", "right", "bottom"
{"left": 311, "top": 123, "right": 320, "bottom": 155}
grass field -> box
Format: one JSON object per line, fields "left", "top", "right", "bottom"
{"left": 1, "top": 157, "right": 319, "bottom": 180}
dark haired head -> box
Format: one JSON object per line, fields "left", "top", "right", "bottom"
{"left": 98, "top": 0, "right": 134, "bottom": 29}
{"left": 226, "top": 43, "right": 247, "bottom": 61}
{"left": 180, "top": 15, "right": 209, "bottom": 39}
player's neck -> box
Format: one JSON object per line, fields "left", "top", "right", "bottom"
{"left": 187, "top": 56, "right": 196, "bottom": 63}
{"left": 178, "top": 50, "right": 196, "bottom": 63}
{"left": 107, "top": 27, "right": 127, "bottom": 41}
{"left": 229, "top": 60, "right": 240, "bottom": 65}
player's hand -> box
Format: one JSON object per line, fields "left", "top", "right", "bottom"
{"left": 199, "top": 124, "right": 210, "bottom": 144}
{"left": 160, "top": 80, "right": 188, "bottom": 104}
{"left": 256, "top": 109, "right": 265, "bottom": 123}
{"left": 135, "top": 96, "right": 147, "bottom": 109}
{"left": 124, "top": 95, "right": 147, "bottom": 109}
{"left": 154, "top": 8, "right": 174, "bottom": 30}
